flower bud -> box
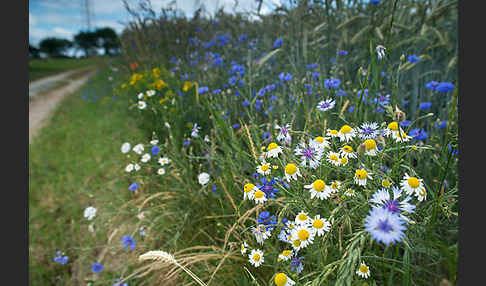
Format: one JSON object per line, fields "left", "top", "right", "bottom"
{"left": 393, "top": 105, "right": 406, "bottom": 122}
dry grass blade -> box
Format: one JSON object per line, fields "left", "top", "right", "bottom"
{"left": 218, "top": 177, "right": 238, "bottom": 215}
{"left": 244, "top": 124, "right": 258, "bottom": 162}
{"left": 223, "top": 203, "right": 263, "bottom": 250}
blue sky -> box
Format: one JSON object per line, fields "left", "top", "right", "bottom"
{"left": 29, "top": 0, "right": 283, "bottom": 47}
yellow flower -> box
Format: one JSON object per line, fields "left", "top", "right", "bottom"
{"left": 152, "top": 67, "right": 160, "bottom": 78}
{"left": 121, "top": 83, "right": 127, "bottom": 89}
{"left": 183, "top": 81, "right": 193, "bottom": 92}
{"left": 153, "top": 79, "right": 168, "bottom": 90}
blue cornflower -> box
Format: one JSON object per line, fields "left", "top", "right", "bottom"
{"left": 128, "top": 182, "right": 139, "bottom": 192}
{"left": 357, "top": 122, "right": 382, "bottom": 139}
{"left": 121, "top": 234, "right": 136, "bottom": 250}
{"left": 263, "top": 131, "right": 272, "bottom": 142}
{"left": 279, "top": 72, "right": 292, "bottom": 82}
{"left": 235, "top": 90, "right": 240, "bottom": 96}
{"left": 364, "top": 206, "right": 406, "bottom": 245}
{"left": 307, "top": 62, "right": 318, "bottom": 69}
{"left": 312, "top": 71, "right": 320, "bottom": 79}
{"left": 151, "top": 146, "right": 160, "bottom": 155}
{"left": 402, "top": 100, "right": 409, "bottom": 106}
{"left": 337, "top": 50, "right": 348, "bottom": 56}
{"left": 400, "top": 120, "right": 411, "bottom": 127}
{"left": 255, "top": 99, "right": 263, "bottom": 111}
{"left": 92, "top": 263, "right": 104, "bottom": 273}
{"left": 232, "top": 123, "right": 240, "bottom": 129}
{"left": 329, "top": 58, "right": 336, "bottom": 63}
{"left": 257, "top": 88, "right": 266, "bottom": 97}
{"left": 113, "top": 278, "right": 128, "bottom": 286}
{"left": 183, "top": 140, "right": 191, "bottom": 147}
{"left": 242, "top": 100, "right": 250, "bottom": 107}
{"left": 213, "top": 89, "right": 222, "bottom": 95}
{"left": 211, "top": 185, "right": 217, "bottom": 194}
{"left": 290, "top": 255, "right": 304, "bottom": 274}
{"left": 337, "top": 89, "right": 347, "bottom": 97}
{"left": 269, "top": 95, "right": 278, "bottom": 102}
{"left": 448, "top": 144, "right": 458, "bottom": 156}
{"left": 376, "top": 106, "right": 385, "bottom": 113}
{"left": 324, "top": 78, "right": 341, "bottom": 89}
{"left": 375, "top": 93, "right": 391, "bottom": 106}
{"left": 436, "top": 82, "right": 455, "bottom": 92}
{"left": 407, "top": 54, "right": 420, "bottom": 63}
{"left": 238, "top": 34, "right": 248, "bottom": 42}
{"left": 256, "top": 177, "right": 279, "bottom": 199}
{"left": 419, "top": 102, "right": 432, "bottom": 110}
{"left": 53, "top": 251, "right": 69, "bottom": 265}
{"left": 198, "top": 86, "right": 209, "bottom": 95}
{"left": 228, "top": 76, "right": 238, "bottom": 86}
{"left": 273, "top": 37, "right": 283, "bottom": 48}
{"left": 409, "top": 128, "right": 427, "bottom": 141}
{"left": 370, "top": 0, "right": 380, "bottom": 5}
{"left": 425, "top": 81, "right": 439, "bottom": 90}
{"left": 435, "top": 120, "right": 447, "bottom": 129}
{"left": 348, "top": 106, "right": 355, "bottom": 112}
{"left": 257, "top": 211, "right": 277, "bottom": 231}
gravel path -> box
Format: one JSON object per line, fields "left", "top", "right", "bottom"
{"left": 29, "top": 70, "right": 93, "bottom": 143}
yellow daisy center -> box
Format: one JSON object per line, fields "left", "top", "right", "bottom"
{"left": 241, "top": 245, "right": 245, "bottom": 251}
{"left": 340, "top": 125, "right": 352, "bottom": 134}
{"left": 274, "top": 273, "right": 288, "bottom": 286}
{"left": 313, "top": 219, "right": 324, "bottom": 229}
{"left": 364, "top": 139, "right": 377, "bottom": 150}
{"left": 313, "top": 180, "right": 326, "bottom": 192}
{"left": 419, "top": 187, "right": 426, "bottom": 197}
{"left": 342, "top": 145, "right": 353, "bottom": 153}
{"left": 244, "top": 183, "right": 255, "bottom": 193}
{"left": 267, "top": 143, "right": 278, "bottom": 151}
{"left": 330, "top": 154, "right": 339, "bottom": 161}
{"left": 253, "top": 253, "right": 261, "bottom": 261}
{"left": 381, "top": 179, "right": 391, "bottom": 188}
{"left": 387, "top": 122, "right": 398, "bottom": 131}
{"left": 272, "top": 165, "right": 279, "bottom": 169}
{"left": 261, "top": 164, "right": 270, "bottom": 171}
{"left": 340, "top": 157, "right": 348, "bottom": 165}
{"left": 292, "top": 239, "right": 301, "bottom": 247}
{"left": 282, "top": 250, "right": 292, "bottom": 256}
{"left": 407, "top": 177, "right": 420, "bottom": 188}
{"left": 254, "top": 191, "right": 264, "bottom": 199}
{"left": 285, "top": 163, "right": 297, "bottom": 175}
{"left": 297, "top": 229, "right": 310, "bottom": 240}
{"left": 359, "top": 264, "right": 369, "bottom": 273}
{"left": 315, "top": 136, "right": 325, "bottom": 143}
{"left": 330, "top": 129, "right": 339, "bottom": 135}
{"left": 298, "top": 213, "right": 308, "bottom": 221}
{"left": 356, "top": 169, "right": 368, "bottom": 180}
{"left": 396, "top": 131, "right": 408, "bottom": 138}
{"left": 331, "top": 182, "right": 339, "bottom": 189}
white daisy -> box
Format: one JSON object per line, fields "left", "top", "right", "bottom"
{"left": 150, "top": 139, "right": 159, "bottom": 145}
{"left": 356, "top": 261, "right": 371, "bottom": 278}
{"left": 294, "top": 140, "right": 324, "bottom": 169}
{"left": 304, "top": 179, "right": 332, "bottom": 200}
{"left": 277, "top": 250, "right": 293, "bottom": 262}
{"left": 275, "top": 124, "right": 292, "bottom": 144}
{"left": 157, "top": 168, "right": 166, "bottom": 175}
{"left": 344, "top": 189, "right": 356, "bottom": 197}
{"left": 339, "top": 145, "right": 358, "bottom": 159}
{"left": 134, "top": 163, "right": 141, "bottom": 171}
{"left": 204, "top": 135, "right": 210, "bottom": 142}
{"left": 337, "top": 125, "right": 356, "bottom": 142}
{"left": 290, "top": 224, "right": 315, "bottom": 249}
{"left": 266, "top": 142, "right": 283, "bottom": 158}
{"left": 191, "top": 123, "right": 201, "bottom": 138}
{"left": 339, "top": 156, "right": 349, "bottom": 166}
{"left": 400, "top": 173, "right": 424, "bottom": 196}
{"left": 248, "top": 249, "right": 264, "bottom": 267}
{"left": 313, "top": 136, "right": 331, "bottom": 149}
{"left": 393, "top": 130, "right": 412, "bottom": 143}
{"left": 253, "top": 190, "right": 267, "bottom": 204}
{"left": 256, "top": 161, "right": 272, "bottom": 176}
{"left": 416, "top": 187, "right": 427, "bottom": 202}
{"left": 310, "top": 215, "right": 331, "bottom": 236}
{"left": 198, "top": 172, "right": 210, "bottom": 185}
{"left": 326, "top": 151, "right": 341, "bottom": 166}
{"left": 274, "top": 273, "right": 296, "bottom": 286}
{"left": 383, "top": 121, "right": 399, "bottom": 137}
{"left": 84, "top": 206, "right": 97, "bottom": 220}
{"left": 141, "top": 153, "right": 151, "bottom": 163}
{"left": 243, "top": 183, "right": 258, "bottom": 200}
{"left": 284, "top": 163, "right": 302, "bottom": 182}
{"left": 121, "top": 142, "right": 131, "bottom": 153}
{"left": 329, "top": 180, "right": 341, "bottom": 194}
{"left": 354, "top": 168, "right": 372, "bottom": 186}
{"left": 125, "top": 163, "right": 134, "bottom": 173}
{"left": 240, "top": 242, "right": 248, "bottom": 255}
{"left": 146, "top": 89, "right": 156, "bottom": 97}
{"left": 137, "top": 101, "right": 147, "bottom": 110}
{"left": 326, "top": 129, "right": 340, "bottom": 138}
{"left": 137, "top": 92, "right": 144, "bottom": 99}
{"left": 133, "top": 144, "right": 144, "bottom": 155}
{"left": 294, "top": 211, "right": 311, "bottom": 226}
{"left": 158, "top": 157, "right": 171, "bottom": 166}
{"left": 363, "top": 139, "right": 379, "bottom": 156}
{"left": 316, "top": 98, "right": 336, "bottom": 111}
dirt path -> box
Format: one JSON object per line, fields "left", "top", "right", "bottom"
{"left": 29, "top": 70, "right": 94, "bottom": 143}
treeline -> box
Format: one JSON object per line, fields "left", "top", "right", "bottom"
{"left": 29, "top": 27, "right": 121, "bottom": 58}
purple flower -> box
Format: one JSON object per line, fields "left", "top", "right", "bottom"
{"left": 128, "top": 182, "right": 139, "bottom": 192}
{"left": 419, "top": 102, "right": 432, "bottom": 110}
{"left": 407, "top": 54, "right": 420, "bottom": 63}
{"left": 400, "top": 120, "right": 411, "bottom": 127}
{"left": 337, "top": 50, "right": 348, "bottom": 56}
{"left": 242, "top": 99, "right": 250, "bottom": 107}
{"left": 435, "top": 120, "right": 447, "bottom": 129}
{"left": 198, "top": 86, "right": 209, "bottom": 94}
{"left": 425, "top": 81, "right": 439, "bottom": 90}
{"left": 151, "top": 146, "right": 160, "bottom": 155}
{"left": 232, "top": 123, "right": 240, "bottom": 129}
{"left": 279, "top": 72, "right": 292, "bottom": 82}
{"left": 54, "top": 251, "right": 69, "bottom": 265}
{"left": 256, "top": 177, "right": 279, "bottom": 199}
{"left": 273, "top": 37, "right": 283, "bottom": 48}
{"left": 324, "top": 78, "right": 341, "bottom": 89}
{"left": 364, "top": 206, "right": 406, "bottom": 245}
{"left": 436, "top": 82, "right": 455, "bottom": 92}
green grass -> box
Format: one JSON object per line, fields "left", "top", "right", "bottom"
{"left": 29, "top": 57, "right": 107, "bottom": 82}
{"left": 29, "top": 67, "right": 145, "bottom": 285}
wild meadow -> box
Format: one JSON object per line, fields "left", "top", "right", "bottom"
{"left": 30, "top": 0, "right": 458, "bottom": 285}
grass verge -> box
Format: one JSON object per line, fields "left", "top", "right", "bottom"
{"left": 29, "top": 66, "right": 145, "bottom": 285}
{"left": 29, "top": 57, "right": 108, "bottom": 82}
